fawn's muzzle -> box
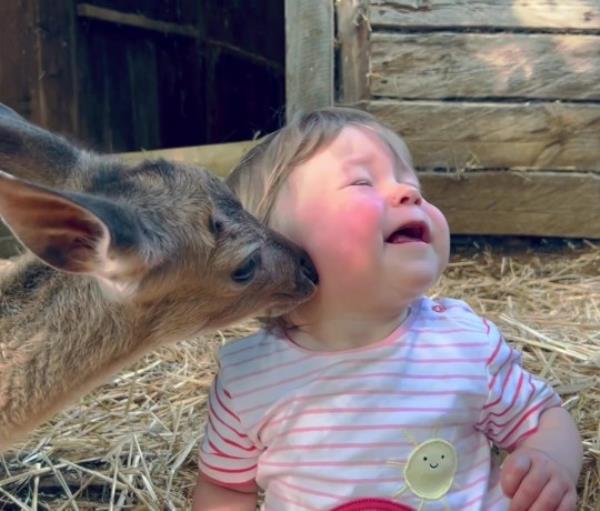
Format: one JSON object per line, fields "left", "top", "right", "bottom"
{"left": 299, "top": 252, "right": 319, "bottom": 285}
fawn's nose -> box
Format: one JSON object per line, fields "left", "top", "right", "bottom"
{"left": 388, "top": 183, "right": 422, "bottom": 207}
{"left": 299, "top": 251, "right": 319, "bottom": 285}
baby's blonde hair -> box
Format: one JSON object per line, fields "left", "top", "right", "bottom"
{"left": 226, "top": 107, "right": 413, "bottom": 227}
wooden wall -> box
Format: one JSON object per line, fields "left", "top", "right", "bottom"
{"left": 0, "top": 0, "right": 285, "bottom": 153}
{"left": 306, "top": 0, "right": 600, "bottom": 238}
{"left": 0, "top": 0, "right": 285, "bottom": 257}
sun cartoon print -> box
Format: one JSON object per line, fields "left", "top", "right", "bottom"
{"left": 387, "top": 431, "right": 459, "bottom": 511}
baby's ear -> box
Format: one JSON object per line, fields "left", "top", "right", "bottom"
{"left": 0, "top": 170, "right": 147, "bottom": 296}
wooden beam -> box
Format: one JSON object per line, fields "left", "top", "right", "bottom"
{"left": 77, "top": 4, "right": 198, "bottom": 38}
{"left": 369, "top": 0, "right": 600, "bottom": 31}
{"left": 365, "top": 99, "right": 600, "bottom": 171}
{"left": 420, "top": 171, "right": 600, "bottom": 238}
{"left": 370, "top": 32, "right": 600, "bottom": 100}
{"left": 285, "top": 0, "right": 334, "bottom": 121}
{"left": 119, "top": 140, "right": 257, "bottom": 178}
{"left": 336, "top": 0, "right": 370, "bottom": 104}
{"left": 77, "top": 4, "right": 281, "bottom": 72}
{"left": 121, "top": 141, "right": 599, "bottom": 238}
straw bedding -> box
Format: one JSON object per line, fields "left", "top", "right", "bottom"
{"left": 0, "top": 241, "right": 598, "bottom": 510}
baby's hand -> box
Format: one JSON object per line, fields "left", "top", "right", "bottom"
{"left": 501, "top": 446, "right": 577, "bottom": 511}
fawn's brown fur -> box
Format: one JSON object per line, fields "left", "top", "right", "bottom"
{"left": 0, "top": 104, "right": 317, "bottom": 450}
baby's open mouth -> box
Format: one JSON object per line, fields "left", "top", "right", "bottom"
{"left": 386, "top": 222, "right": 430, "bottom": 244}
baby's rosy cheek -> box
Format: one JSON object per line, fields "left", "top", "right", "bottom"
{"left": 316, "top": 203, "right": 382, "bottom": 265}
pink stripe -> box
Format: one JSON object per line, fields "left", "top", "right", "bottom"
{"left": 455, "top": 453, "right": 490, "bottom": 477}
{"left": 265, "top": 405, "right": 479, "bottom": 429}
{"left": 281, "top": 473, "right": 402, "bottom": 485}
{"left": 462, "top": 493, "right": 484, "bottom": 509}
{"left": 207, "top": 416, "right": 257, "bottom": 452}
{"left": 483, "top": 365, "right": 519, "bottom": 410}
{"left": 227, "top": 344, "right": 299, "bottom": 368}
{"left": 406, "top": 341, "right": 488, "bottom": 349}
{"left": 214, "top": 375, "right": 242, "bottom": 423}
{"left": 487, "top": 492, "right": 510, "bottom": 510}
{"left": 233, "top": 361, "right": 346, "bottom": 398}
{"left": 228, "top": 353, "right": 316, "bottom": 383}
{"left": 220, "top": 338, "right": 271, "bottom": 360}
{"left": 268, "top": 486, "right": 319, "bottom": 511}
{"left": 481, "top": 371, "right": 525, "bottom": 422}
{"left": 497, "top": 394, "right": 559, "bottom": 446}
{"left": 267, "top": 441, "right": 412, "bottom": 453}
{"left": 320, "top": 373, "right": 486, "bottom": 382}
{"left": 482, "top": 317, "right": 492, "bottom": 335}
{"left": 240, "top": 389, "right": 483, "bottom": 416}
{"left": 486, "top": 334, "right": 503, "bottom": 366}
{"left": 236, "top": 368, "right": 484, "bottom": 402}
{"left": 408, "top": 327, "right": 483, "bottom": 334}
{"left": 268, "top": 422, "right": 471, "bottom": 442}
{"left": 480, "top": 375, "right": 536, "bottom": 430}
{"left": 275, "top": 479, "right": 340, "bottom": 500}
{"left": 209, "top": 394, "right": 247, "bottom": 438}
{"left": 268, "top": 430, "right": 480, "bottom": 455}
{"left": 486, "top": 346, "right": 515, "bottom": 390}
{"left": 204, "top": 440, "right": 247, "bottom": 460}
{"left": 262, "top": 459, "right": 396, "bottom": 468}
{"left": 506, "top": 424, "right": 540, "bottom": 451}
{"left": 464, "top": 486, "right": 506, "bottom": 510}
{"left": 457, "top": 474, "right": 488, "bottom": 493}
{"left": 199, "top": 458, "right": 257, "bottom": 474}
{"left": 231, "top": 355, "right": 488, "bottom": 384}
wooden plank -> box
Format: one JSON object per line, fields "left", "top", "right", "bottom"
{"left": 0, "top": 1, "right": 40, "bottom": 121}
{"left": 364, "top": 99, "right": 600, "bottom": 170}
{"left": 119, "top": 140, "right": 257, "bottom": 178}
{"left": 420, "top": 171, "right": 600, "bottom": 238}
{"left": 337, "top": 0, "right": 370, "bottom": 103}
{"left": 35, "top": 0, "right": 78, "bottom": 135}
{"left": 369, "top": 0, "right": 600, "bottom": 30}
{"left": 370, "top": 32, "right": 600, "bottom": 100}
{"left": 77, "top": 3, "right": 280, "bottom": 72}
{"left": 126, "top": 39, "right": 160, "bottom": 150}
{"left": 285, "top": 0, "right": 334, "bottom": 121}
{"left": 77, "top": 4, "right": 198, "bottom": 38}
{"left": 121, "top": 142, "right": 599, "bottom": 238}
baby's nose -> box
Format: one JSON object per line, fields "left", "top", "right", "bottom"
{"left": 389, "top": 183, "right": 422, "bottom": 207}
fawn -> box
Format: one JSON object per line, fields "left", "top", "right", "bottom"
{"left": 0, "top": 104, "right": 318, "bottom": 450}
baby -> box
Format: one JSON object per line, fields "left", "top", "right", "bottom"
{"left": 192, "top": 108, "right": 582, "bottom": 511}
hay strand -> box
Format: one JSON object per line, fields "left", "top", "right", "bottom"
{"left": 0, "top": 243, "right": 598, "bottom": 510}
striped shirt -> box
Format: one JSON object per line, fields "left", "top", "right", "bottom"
{"left": 199, "top": 297, "right": 561, "bottom": 511}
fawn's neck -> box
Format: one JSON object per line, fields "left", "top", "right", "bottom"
{"left": 0, "top": 256, "right": 164, "bottom": 449}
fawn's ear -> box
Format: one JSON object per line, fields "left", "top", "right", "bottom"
{"left": 0, "top": 102, "right": 82, "bottom": 187}
{"left": 0, "top": 170, "right": 145, "bottom": 292}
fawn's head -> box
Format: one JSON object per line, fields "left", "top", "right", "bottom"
{"left": 0, "top": 104, "right": 318, "bottom": 335}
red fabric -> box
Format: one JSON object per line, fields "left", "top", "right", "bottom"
{"left": 330, "top": 498, "right": 414, "bottom": 511}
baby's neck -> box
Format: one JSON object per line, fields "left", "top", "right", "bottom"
{"left": 287, "top": 304, "right": 414, "bottom": 352}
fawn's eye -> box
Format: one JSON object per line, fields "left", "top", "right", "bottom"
{"left": 231, "top": 251, "right": 261, "bottom": 284}
{"left": 208, "top": 215, "right": 224, "bottom": 236}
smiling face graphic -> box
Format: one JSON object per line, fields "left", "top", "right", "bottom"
{"left": 403, "top": 439, "right": 458, "bottom": 500}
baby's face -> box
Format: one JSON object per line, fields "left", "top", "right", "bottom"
{"left": 270, "top": 125, "right": 450, "bottom": 311}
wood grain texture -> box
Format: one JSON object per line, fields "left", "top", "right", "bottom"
{"left": 365, "top": 100, "right": 600, "bottom": 170}
{"left": 420, "top": 170, "right": 600, "bottom": 238}
{"left": 370, "top": 32, "right": 600, "bottom": 100}
{"left": 120, "top": 140, "right": 257, "bottom": 177}
{"left": 369, "top": 0, "right": 600, "bottom": 30}
{"left": 123, "top": 141, "right": 599, "bottom": 238}
{"left": 285, "top": 0, "right": 334, "bottom": 120}
{"left": 337, "top": 0, "right": 370, "bottom": 103}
